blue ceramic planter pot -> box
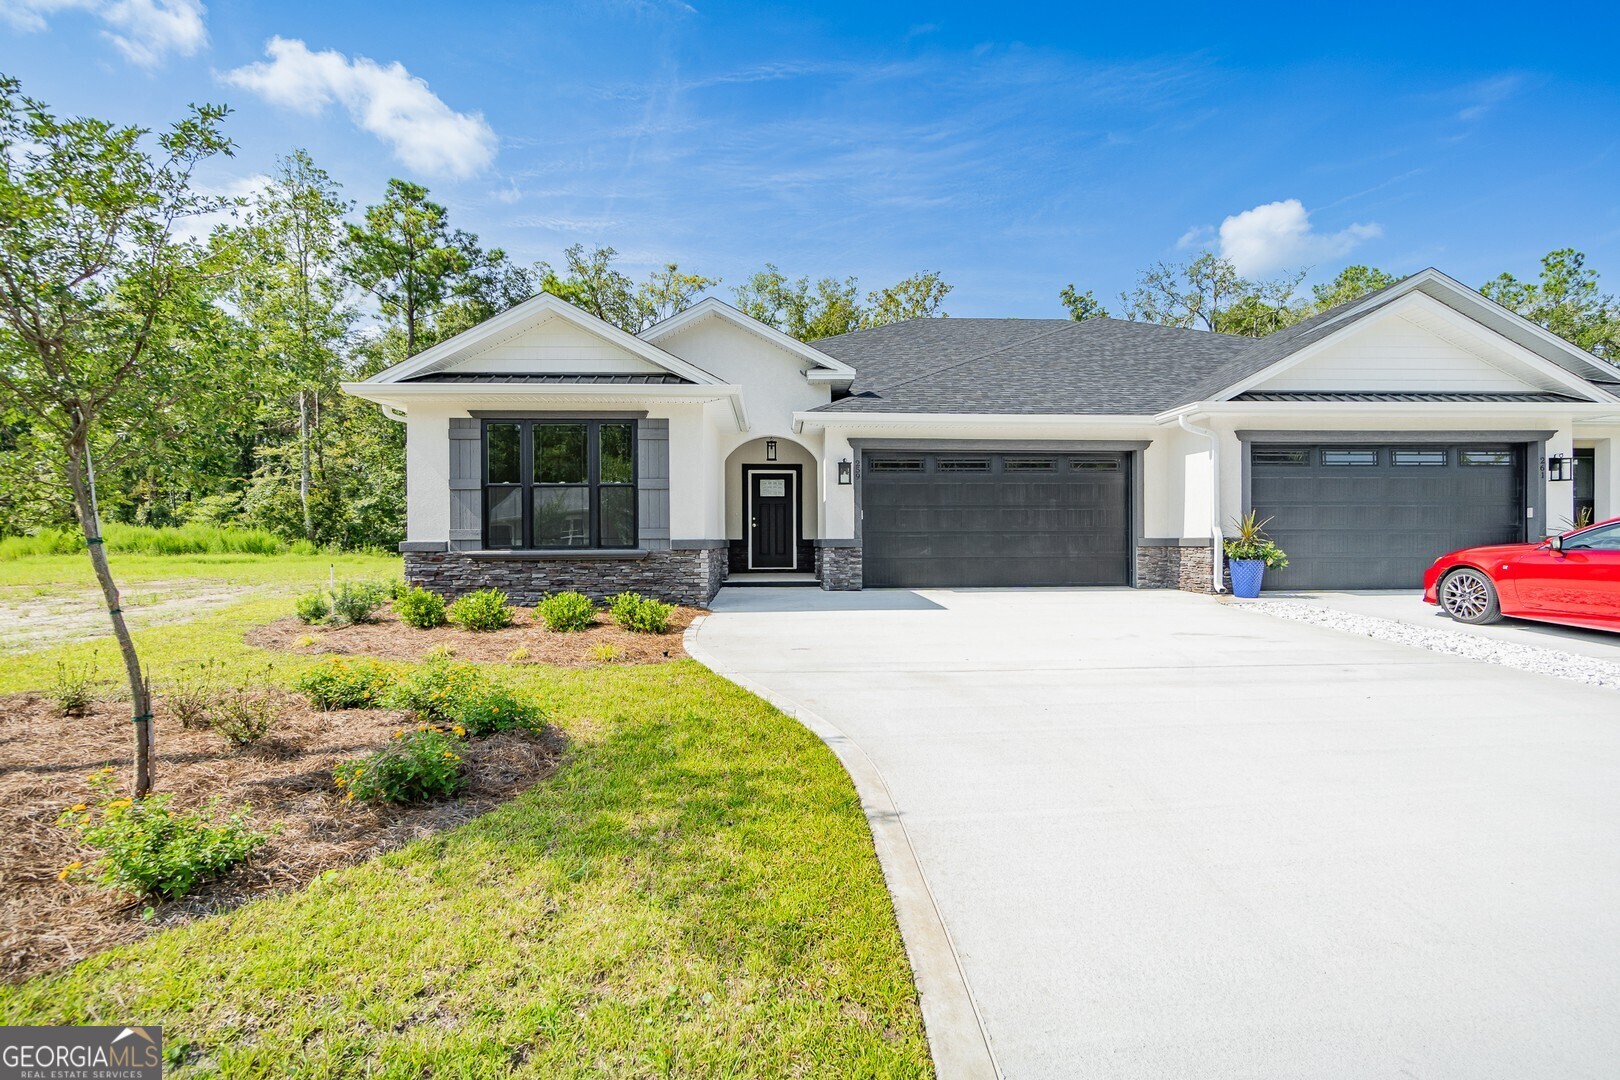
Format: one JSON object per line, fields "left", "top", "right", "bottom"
{"left": 1229, "top": 558, "right": 1266, "bottom": 598}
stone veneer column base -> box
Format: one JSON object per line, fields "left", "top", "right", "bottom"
{"left": 404, "top": 548, "right": 728, "bottom": 608}
{"left": 1134, "top": 543, "right": 1217, "bottom": 593}
{"left": 815, "top": 545, "right": 862, "bottom": 591}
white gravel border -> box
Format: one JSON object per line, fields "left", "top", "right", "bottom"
{"left": 1235, "top": 600, "right": 1620, "bottom": 692}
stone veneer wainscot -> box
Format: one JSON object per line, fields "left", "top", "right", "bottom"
{"left": 403, "top": 546, "right": 727, "bottom": 608}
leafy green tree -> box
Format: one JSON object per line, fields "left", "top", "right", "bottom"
{"left": 534, "top": 245, "right": 716, "bottom": 333}
{"left": 1481, "top": 249, "right": 1620, "bottom": 360}
{"left": 0, "top": 77, "right": 235, "bottom": 795}
{"left": 1311, "top": 265, "right": 1399, "bottom": 312}
{"left": 233, "top": 150, "right": 355, "bottom": 540}
{"left": 1220, "top": 269, "right": 1307, "bottom": 337}
{"left": 343, "top": 179, "right": 469, "bottom": 356}
{"left": 865, "top": 271, "right": 953, "bottom": 326}
{"left": 1059, "top": 284, "right": 1109, "bottom": 321}
{"left": 1120, "top": 253, "right": 1248, "bottom": 331}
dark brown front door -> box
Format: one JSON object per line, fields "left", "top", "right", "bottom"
{"left": 749, "top": 471, "right": 795, "bottom": 569}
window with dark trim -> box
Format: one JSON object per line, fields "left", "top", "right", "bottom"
{"left": 1252, "top": 448, "right": 1309, "bottom": 466}
{"left": 937, "top": 458, "right": 990, "bottom": 473}
{"left": 1003, "top": 458, "right": 1056, "bottom": 472}
{"left": 1070, "top": 458, "right": 1120, "bottom": 471}
{"left": 1460, "top": 449, "right": 1513, "bottom": 467}
{"left": 1322, "top": 449, "right": 1378, "bottom": 466}
{"left": 482, "top": 419, "right": 637, "bottom": 549}
{"left": 1393, "top": 449, "right": 1447, "bottom": 467}
{"left": 869, "top": 458, "right": 924, "bottom": 473}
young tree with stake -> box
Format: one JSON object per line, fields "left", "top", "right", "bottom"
{"left": 0, "top": 77, "right": 235, "bottom": 797}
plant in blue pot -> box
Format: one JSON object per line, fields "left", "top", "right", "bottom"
{"left": 1223, "top": 511, "right": 1288, "bottom": 598}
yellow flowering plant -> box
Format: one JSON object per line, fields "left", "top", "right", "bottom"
{"left": 332, "top": 726, "right": 465, "bottom": 804}
{"left": 56, "top": 770, "right": 267, "bottom": 899}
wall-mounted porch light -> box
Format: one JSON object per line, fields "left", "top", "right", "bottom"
{"left": 837, "top": 458, "right": 852, "bottom": 485}
{"left": 765, "top": 438, "right": 778, "bottom": 462}
{"left": 1548, "top": 453, "right": 1575, "bottom": 482}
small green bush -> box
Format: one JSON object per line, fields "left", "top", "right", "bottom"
{"left": 386, "top": 660, "right": 547, "bottom": 735}
{"left": 58, "top": 769, "right": 267, "bottom": 899}
{"left": 166, "top": 659, "right": 225, "bottom": 730}
{"left": 535, "top": 591, "right": 596, "bottom": 632}
{"left": 447, "top": 589, "right": 514, "bottom": 632}
{"left": 329, "top": 580, "right": 390, "bottom": 626}
{"left": 211, "top": 688, "right": 277, "bottom": 747}
{"left": 334, "top": 726, "right": 465, "bottom": 804}
{"left": 294, "top": 591, "right": 331, "bottom": 624}
{"left": 48, "top": 658, "right": 97, "bottom": 717}
{"left": 294, "top": 658, "right": 398, "bottom": 711}
{"left": 607, "top": 591, "right": 675, "bottom": 634}
{"left": 457, "top": 684, "right": 547, "bottom": 736}
{"left": 394, "top": 586, "right": 447, "bottom": 629}
{"left": 385, "top": 660, "right": 486, "bottom": 725}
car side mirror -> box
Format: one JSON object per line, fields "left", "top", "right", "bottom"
{"left": 1549, "top": 534, "right": 1563, "bottom": 554}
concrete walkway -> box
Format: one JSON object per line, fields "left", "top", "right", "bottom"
{"left": 689, "top": 588, "right": 1620, "bottom": 1080}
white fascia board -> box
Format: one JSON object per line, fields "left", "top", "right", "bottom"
{"left": 793, "top": 411, "right": 1157, "bottom": 428}
{"left": 1213, "top": 292, "right": 1619, "bottom": 404}
{"left": 804, "top": 369, "right": 857, "bottom": 385}
{"left": 341, "top": 381, "right": 738, "bottom": 404}
{"left": 642, "top": 297, "right": 858, "bottom": 377}
{"left": 1162, "top": 400, "right": 1620, "bottom": 421}
{"left": 362, "top": 293, "right": 724, "bottom": 386}
{"left": 1415, "top": 268, "right": 1620, "bottom": 383}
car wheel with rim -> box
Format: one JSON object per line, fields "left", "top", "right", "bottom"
{"left": 1439, "top": 567, "right": 1502, "bottom": 625}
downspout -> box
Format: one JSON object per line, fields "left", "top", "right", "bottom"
{"left": 1177, "top": 412, "right": 1226, "bottom": 593}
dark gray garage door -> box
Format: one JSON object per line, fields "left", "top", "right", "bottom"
{"left": 862, "top": 451, "right": 1130, "bottom": 588}
{"left": 1250, "top": 443, "right": 1526, "bottom": 590}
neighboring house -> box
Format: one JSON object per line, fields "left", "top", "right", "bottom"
{"left": 343, "top": 269, "right": 1620, "bottom": 605}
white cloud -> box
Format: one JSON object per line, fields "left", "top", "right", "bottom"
{"left": 1, "top": 0, "right": 207, "bottom": 67}
{"left": 1215, "top": 199, "right": 1381, "bottom": 276}
{"left": 222, "top": 37, "right": 498, "bottom": 179}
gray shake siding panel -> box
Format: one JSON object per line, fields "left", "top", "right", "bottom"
{"left": 638, "top": 419, "right": 670, "bottom": 550}
{"left": 448, "top": 418, "right": 481, "bottom": 551}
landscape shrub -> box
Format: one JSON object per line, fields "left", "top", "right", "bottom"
{"left": 447, "top": 588, "right": 515, "bottom": 632}
{"left": 294, "top": 658, "right": 398, "bottom": 711}
{"left": 333, "top": 726, "right": 465, "bottom": 804}
{"left": 294, "top": 591, "right": 331, "bottom": 624}
{"left": 387, "top": 660, "right": 547, "bottom": 735}
{"left": 328, "top": 580, "right": 390, "bottom": 626}
{"left": 385, "top": 660, "right": 486, "bottom": 725}
{"left": 590, "top": 642, "right": 621, "bottom": 664}
{"left": 457, "top": 684, "right": 547, "bottom": 736}
{"left": 535, "top": 591, "right": 596, "bottom": 632}
{"left": 211, "top": 688, "right": 277, "bottom": 747}
{"left": 48, "top": 658, "right": 97, "bottom": 717}
{"left": 165, "top": 660, "right": 225, "bottom": 729}
{"left": 394, "top": 586, "right": 447, "bottom": 629}
{"left": 607, "top": 591, "right": 674, "bottom": 634}
{"left": 58, "top": 769, "right": 267, "bottom": 899}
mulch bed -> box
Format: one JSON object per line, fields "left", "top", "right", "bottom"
{"left": 245, "top": 605, "right": 703, "bottom": 665}
{"left": 0, "top": 692, "right": 563, "bottom": 983}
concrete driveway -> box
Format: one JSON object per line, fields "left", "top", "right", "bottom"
{"left": 689, "top": 588, "right": 1620, "bottom": 1080}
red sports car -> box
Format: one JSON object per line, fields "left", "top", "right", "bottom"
{"left": 1424, "top": 516, "right": 1620, "bottom": 631}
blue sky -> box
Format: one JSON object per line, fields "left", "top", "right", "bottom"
{"left": 5, "top": 0, "right": 1619, "bottom": 317}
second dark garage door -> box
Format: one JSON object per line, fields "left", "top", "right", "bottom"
{"left": 1250, "top": 442, "right": 1527, "bottom": 590}
{"left": 862, "top": 450, "right": 1131, "bottom": 588}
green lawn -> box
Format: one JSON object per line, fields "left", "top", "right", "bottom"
{"left": 0, "top": 555, "right": 931, "bottom": 1076}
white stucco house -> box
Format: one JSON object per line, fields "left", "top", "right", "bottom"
{"left": 343, "top": 269, "right": 1620, "bottom": 605}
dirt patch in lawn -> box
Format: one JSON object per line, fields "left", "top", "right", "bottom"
{"left": 0, "top": 580, "right": 264, "bottom": 657}
{"left": 0, "top": 693, "right": 563, "bottom": 983}
{"left": 245, "top": 605, "right": 701, "bottom": 666}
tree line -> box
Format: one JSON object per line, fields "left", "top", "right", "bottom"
{"left": 1061, "top": 250, "right": 1620, "bottom": 360}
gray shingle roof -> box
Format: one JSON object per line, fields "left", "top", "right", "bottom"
{"left": 808, "top": 317, "right": 1254, "bottom": 414}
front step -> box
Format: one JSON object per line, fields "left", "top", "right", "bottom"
{"left": 721, "top": 573, "right": 820, "bottom": 588}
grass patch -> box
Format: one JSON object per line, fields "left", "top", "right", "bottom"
{"left": 0, "top": 523, "right": 359, "bottom": 560}
{"left": 0, "top": 553, "right": 930, "bottom": 1074}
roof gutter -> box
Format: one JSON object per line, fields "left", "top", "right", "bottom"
{"left": 1176, "top": 412, "right": 1226, "bottom": 594}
